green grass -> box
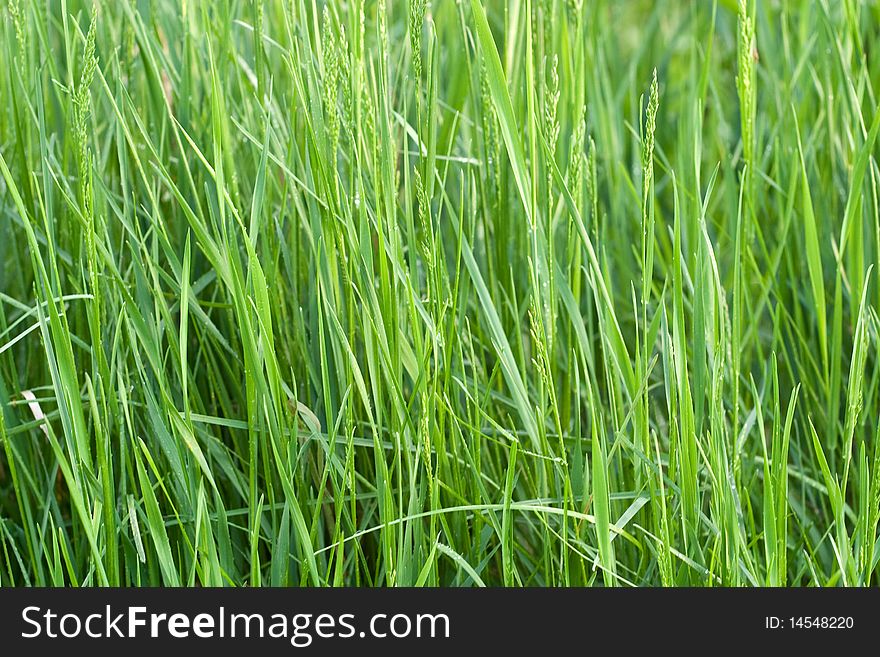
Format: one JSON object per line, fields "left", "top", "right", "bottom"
{"left": 1, "top": 0, "right": 880, "bottom": 587}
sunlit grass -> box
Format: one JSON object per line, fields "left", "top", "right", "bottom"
{"left": 1, "top": 0, "right": 880, "bottom": 586}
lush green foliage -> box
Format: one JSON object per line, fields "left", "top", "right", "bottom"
{"left": 2, "top": 0, "right": 880, "bottom": 586}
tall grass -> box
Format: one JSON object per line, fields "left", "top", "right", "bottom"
{"left": 1, "top": 0, "right": 880, "bottom": 587}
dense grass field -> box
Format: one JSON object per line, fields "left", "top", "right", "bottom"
{"left": 1, "top": 0, "right": 880, "bottom": 587}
